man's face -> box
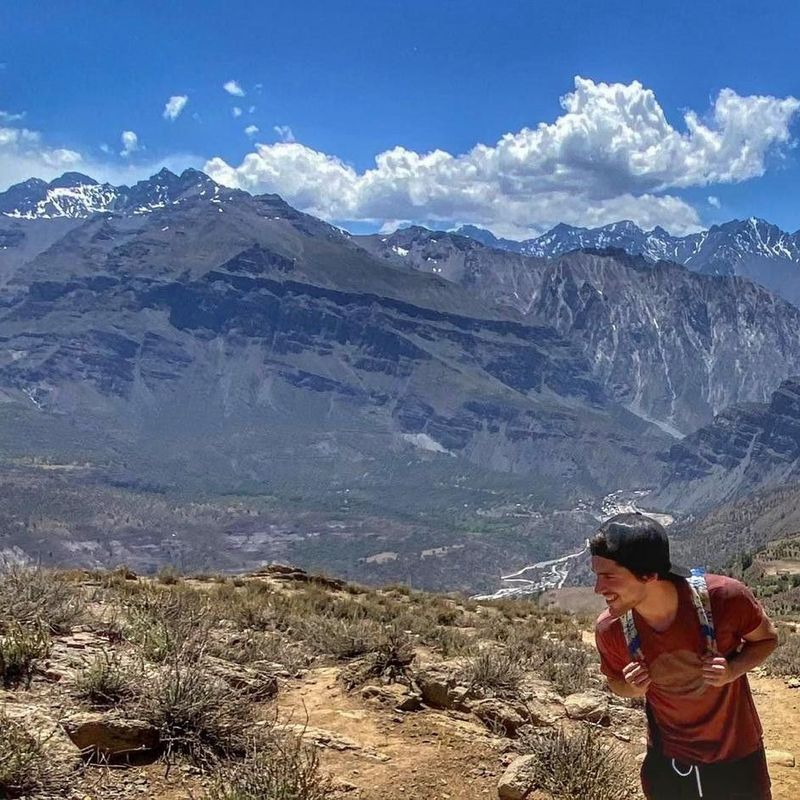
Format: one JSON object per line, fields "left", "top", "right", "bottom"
{"left": 591, "top": 555, "right": 649, "bottom": 618}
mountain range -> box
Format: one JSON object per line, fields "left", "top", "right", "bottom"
{"left": 2, "top": 168, "right": 800, "bottom": 582}
{"left": 455, "top": 218, "right": 800, "bottom": 308}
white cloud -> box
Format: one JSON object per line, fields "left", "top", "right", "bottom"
{"left": 120, "top": 130, "right": 139, "bottom": 157}
{"left": 707, "top": 195, "right": 721, "bottom": 208}
{"left": 223, "top": 80, "right": 245, "bottom": 97}
{"left": 163, "top": 95, "right": 188, "bottom": 121}
{"left": 0, "top": 110, "right": 25, "bottom": 123}
{"left": 232, "top": 107, "right": 243, "bottom": 118}
{"left": 273, "top": 125, "right": 295, "bottom": 143}
{"left": 0, "top": 120, "right": 202, "bottom": 191}
{"left": 244, "top": 125, "right": 259, "bottom": 137}
{"left": 205, "top": 77, "right": 800, "bottom": 237}
{"left": 248, "top": 105, "right": 256, "bottom": 114}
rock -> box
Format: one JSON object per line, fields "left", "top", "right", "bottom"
{"left": 413, "top": 661, "right": 479, "bottom": 710}
{"left": 472, "top": 699, "right": 528, "bottom": 737}
{"left": 765, "top": 750, "right": 796, "bottom": 768}
{"left": 61, "top": 713, "right": 159, "bottom": 758}
{"left": 360, "top": 683, "right": 422, "bottom": 711}
{"left": 205, "top": 656, "right": 278, "bottom": 700}
{"left": 564, "top": 690, "right": 609, "bottom": 724}
{"left": 497, "top": 754, "right": 539, "bottom": 799}
{"left": 273, "top": 723, "right": 390, "bottom": 763}
{"left": 788, "top": 678, "right": 800, "bottom": 689}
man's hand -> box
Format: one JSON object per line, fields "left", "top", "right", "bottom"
{"left": 702, "top": 655, "right": 734, "bottom": 687}
{"left": 622, "top": 661, "right": 652, "bottom": 693}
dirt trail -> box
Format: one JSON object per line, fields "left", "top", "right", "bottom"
{"left": 751, "top": 675, "right": 800, "bottom": 800}
{"left": 276, "top": 667, "right": 504, "bottom": 799}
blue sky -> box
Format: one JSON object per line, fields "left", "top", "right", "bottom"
{"left": 1, "top": 1, "right": 799, "bottom": 237}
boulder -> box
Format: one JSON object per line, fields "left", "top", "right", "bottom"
{"left": 564, "top": 690, "right": 609, "bottom": 724}
{"left": 61, "top": 713, "right": 159, "bottom": 758}
{"left": 497, "top": 754, "right": 540, "bottom": 799}
{"left": 413, "top": 661, "right": 477, "bottom": 710}
{"left": 472, "top": 699, "right": 528, "bottom": 737}
{"left": 360, "top": 683, "right": 422, "bottom": 711}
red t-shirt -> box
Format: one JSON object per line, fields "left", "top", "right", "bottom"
{"left": 594, "top": 574, "right": 767, "bottom": 764}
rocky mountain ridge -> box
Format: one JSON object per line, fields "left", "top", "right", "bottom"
{"left": 359, "top": 227, "right": 800, "bottom": 434}
{"left": 454, "top": 217, "right": 800, "bottom": 307}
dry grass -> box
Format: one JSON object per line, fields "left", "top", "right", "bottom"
{"left": 460, "top": 647, "right": 525, "bottom": 697}
{"left": 517, "top": 726, "right": 633, "bottom": 800}
{"left": 0, "top": 710, "right": 71, "bottom": 798}
{"left": 207, "top": 730, "right": 334, "bottom": 800}
{"left": 0, "top": 621, "right": 50, "bottom": 688}
{"left": 0, "top": 565, "right": 85, "bottom": 634}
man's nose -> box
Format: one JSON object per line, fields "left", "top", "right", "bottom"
{"left": 593, "top": 577, "right": 603, "bottom": 595}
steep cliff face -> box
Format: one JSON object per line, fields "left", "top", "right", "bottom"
{"left": 456, "top": 217, "right": 800, "bottom": 308}
{"left": 359, "top": 229, "right": 800, "bottom": 435}
{"left": 654, "top": 378, "right": 800, "bottom": 511}
{"left": 0, "top": 177, "right": 670, "bottom": 512}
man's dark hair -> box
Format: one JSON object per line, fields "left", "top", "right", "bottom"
{"left": 589, "top": 512, "right": 676, "bottom": 580}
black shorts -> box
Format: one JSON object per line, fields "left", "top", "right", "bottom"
{"left": 641, "top": 746, "right": 772, "bottom": 800}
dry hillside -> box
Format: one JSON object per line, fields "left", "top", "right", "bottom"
{"left": 0, "top": 564, "right": 798, "bottom": 800}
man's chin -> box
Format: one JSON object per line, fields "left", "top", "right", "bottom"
{"left": 605, "top": 600, "right": 631, "bottom": 619}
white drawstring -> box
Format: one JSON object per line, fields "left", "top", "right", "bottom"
{"left": 671, "top": 758, "right": 703, "bottom": 798}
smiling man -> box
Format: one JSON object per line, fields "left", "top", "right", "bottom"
{"left": 591, "top": 512, "right": 778, "bottom": 800}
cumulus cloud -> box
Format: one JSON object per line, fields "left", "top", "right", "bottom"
{"left": 707, "top": 195, "right": 721, "bottom": 208}
{"left": 120, "top": 130, "right": 139, "bottom": 157}
{"left": 0, "top": 110, "right": 26, "bottom": 123}
{"left": 273, "top": 125, "right": 295, "bottom": 143}
{"left": 205, "top": 77, "right": 800, "bottom": 236}
{"left": 223, "top": 80, "right": 245, "bottom": 97}
{"left": 244, "top": 125, "right": 259, "bottom": 137}
{"left": 163, "top": 95, "right": 188, "bottom": 121}
{"left": 232, "top": 106, "right": 243, "bottom": 118}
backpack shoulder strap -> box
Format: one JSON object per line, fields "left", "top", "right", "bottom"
{"left": 618, "top": 569, "right": 718, "bottom": 662}
{"left": 686, "top": 568, "right": 718, "bottom": 656}
{"left": 620, "top": 609, "right": 644, "bottom": 662}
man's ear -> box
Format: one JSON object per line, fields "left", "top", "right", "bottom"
{"left": 640, "top": 572, "right": 659, "bottom": 584}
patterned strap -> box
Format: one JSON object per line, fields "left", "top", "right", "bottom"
{"left": 620, "top": 569, "right": 718, "bottom": 662}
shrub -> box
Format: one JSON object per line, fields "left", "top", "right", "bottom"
{"left": 136, "top": 657, "right": 250, "bottom": 768}
{"left": 156, "top": 566, "right": 181, "bottom": 585}
{"left": 125, "top": 585, "right": 210, "bottom": 662}
{"left": 522, "top": 635, "right": 592, "bottom": 696}
{"left": 74, "top": 650, "right": 135, "bottom": 707}
{"left": 207, "top": 732, "right": 333, "bottom": 800}
{"left": 765, "top": 633, "right": 800, "bottom": 677}
{"left": 300, "top": 615, "right": 385, "bottom": 660}
{"left": 340, "top": 627, "right": 415, "bottom": 690}
{"left": 460, "top": 647, "right": 525, "bottom": 697}
{"left": 518, "top": 726, "right": 633, "bottom": 800}
{"left": 0, "top": 621, "right": 50, "bottom": 688}
{"left": 0, "top": 565, "right": 84, "bottom": 635}
{"left": 0, "top": 710, "right": 70, "bottom": 797}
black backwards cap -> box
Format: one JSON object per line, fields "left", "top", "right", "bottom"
{"left": 591, "top": 512, "right": 690, "bottom": 579}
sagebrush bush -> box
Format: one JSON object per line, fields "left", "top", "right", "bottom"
{"left": 74, "top": 650, "right": 135, "bottom": 707}
{"left": 125, "top": 584, "right": 210, "bottom": 662}
{"left": 0, "top": 621, "right": 50, "bottom": 688}
{"left": 0, "top": 710, "right": 70, "bottom": 797}
{"left": 136, "top": 657, "right": 251, "bottom": 768}
{"left": 0, "top": 565, "right": 84, "bottom": 634}
{"left": 460, "top": 646, "right": 525, "bottom": 697}
{"left": 518, "top": 726, "right": 633, "bottom": 800}
{"left": 207, "top": 732, "right": 333, "bottom": 800}
{"left": 765, "top": 632, "right": 800, "bottom": 677}
{"left": 300, "top": 614, "right": 385, "bottom": 659}
{"left": 340, "top": 627, "right": 415, "bottom": 689}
